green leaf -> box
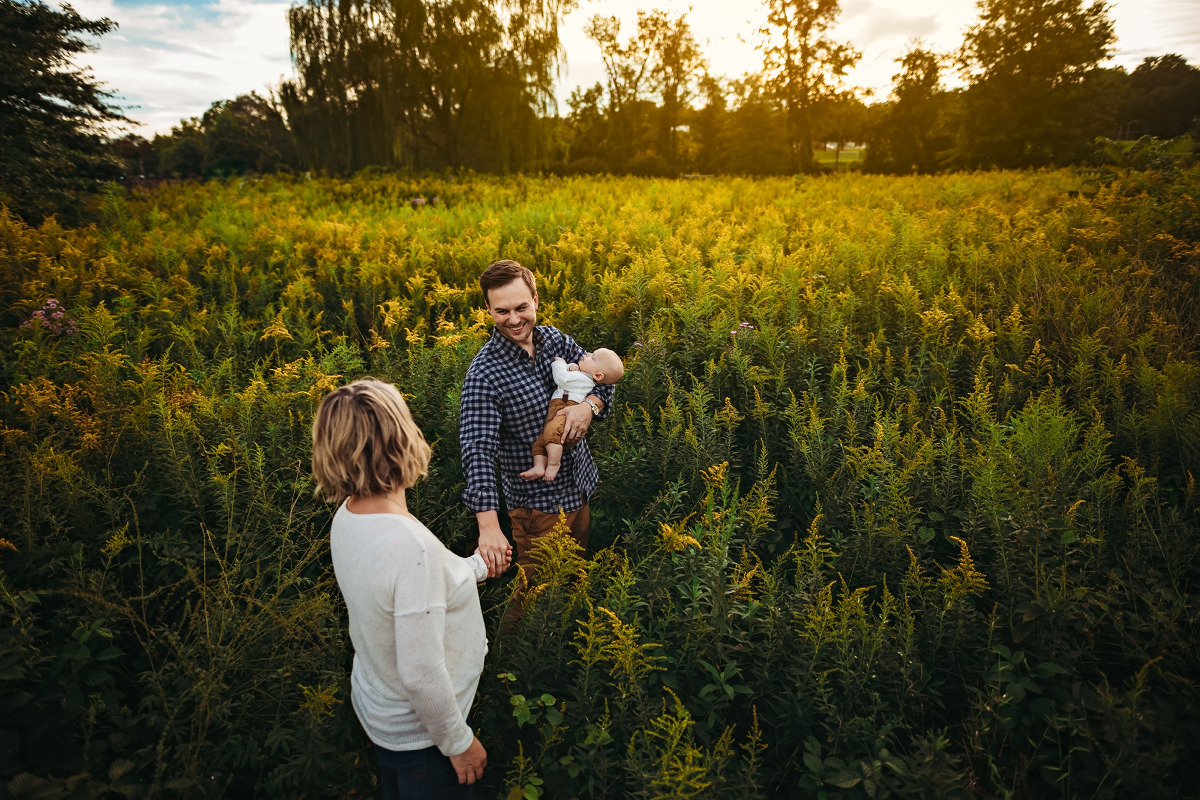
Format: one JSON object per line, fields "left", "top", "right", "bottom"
{"left": 1034, "top": 661, "right": 1069, "bottom": 677}
{"left": 827, "top": 768, "right": 863, "bottom": 788}
{"left": 95, "top": 646, "right": 122, "bottom": 661}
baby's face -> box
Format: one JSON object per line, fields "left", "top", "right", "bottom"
{"left": 577, "top": 351, "right": 599, "bottom": 374}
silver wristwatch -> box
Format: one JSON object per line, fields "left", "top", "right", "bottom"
{"left": 585, "top": 399, "right": 600, "bottom": 417}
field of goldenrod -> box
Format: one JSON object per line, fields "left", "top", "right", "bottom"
{"left": 2, "top": 168, "right": 1198, "bottom": 798}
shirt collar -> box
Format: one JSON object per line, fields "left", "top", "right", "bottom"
{"left": 488, "top": 325, "right": 543, "bottom": 362}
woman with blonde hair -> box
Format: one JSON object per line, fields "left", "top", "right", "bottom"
{"left": 312, "top": 378, "right": 509, "bottom": 799}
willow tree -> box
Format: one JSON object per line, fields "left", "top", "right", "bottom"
{"left": 282, "top": 0, "right": 575, "bottom": 173}
{"left": 759, "top": 0, "right": 859, "bottom": 173}
{"left": 280, "top": 0, "right": 392, "bottom": 173}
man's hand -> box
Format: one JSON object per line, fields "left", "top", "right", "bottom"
{"left": 556, "top": 400, "right": 594, "bottom": 447}
{"left": 475, "top": 511, "right": 511, "bottom": 578}
{"left": 475, "top": 542, "right": 512, "bottom": 577}
{"left": 449, "top": 736, "right": 487, "bottom": 785}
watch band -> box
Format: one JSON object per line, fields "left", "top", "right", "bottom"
{"left": 585, "top": 398, "right": 600, "bottom": 417}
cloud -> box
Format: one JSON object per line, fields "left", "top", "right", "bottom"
{"left": 65, "top": 0, "right": 1200, "bottom": 131}
{"left": 72, "top": 0, "right": 293, "bottom": 135}
{"left": 856, "top": 11, "right": 939, "bottom": 44}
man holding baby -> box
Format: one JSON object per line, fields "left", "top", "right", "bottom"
{"left": 459, "top": 259, "right": 621, "bottom": 580}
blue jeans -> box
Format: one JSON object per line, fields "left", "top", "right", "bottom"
{"left": 375, "top": 743, "right": 472, "bottom": 800}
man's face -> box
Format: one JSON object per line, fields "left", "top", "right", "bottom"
{"left": 485, "top": 279, "right": 538, "bottom": 349}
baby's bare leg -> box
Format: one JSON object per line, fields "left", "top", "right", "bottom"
{"left": 542, "top": 443, "right": 563, "bottom": 481}
{"left": 521, "top": 454, "right": 547, "bottom": 481}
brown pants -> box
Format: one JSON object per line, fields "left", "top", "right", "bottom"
{"left": 502, "top": 501, "right": 589, "bottom": 625}
{"left": 530, "top": 398, "right": 580, "bottom": 459}
{"left": 509, "top": 500, "right": 590, "bottom": 572}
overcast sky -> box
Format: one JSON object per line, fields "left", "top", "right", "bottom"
{"left": 70, "top": 0, "right": 1200, "bottom": 137}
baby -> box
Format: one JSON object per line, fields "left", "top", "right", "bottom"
{"left": 521, "top": 348, "right": 624, "bottom": 482}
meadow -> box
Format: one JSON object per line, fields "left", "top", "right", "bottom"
{"left": 1, "top": 166, "right": 1198, "bottom": 799}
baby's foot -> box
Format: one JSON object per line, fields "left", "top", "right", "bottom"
{"left": 520, "top": 466, "right": 546, "bottom": 481}
{"left": 542, "top": 464, "right": 560, "bottom": 482}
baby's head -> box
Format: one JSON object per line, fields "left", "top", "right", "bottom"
{"left": 577, "top": 347, "right": 624, "bottom": 385}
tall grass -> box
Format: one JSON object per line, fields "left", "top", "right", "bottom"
{"left": 1, "top": 167, "right": 1197, "bottom": 798}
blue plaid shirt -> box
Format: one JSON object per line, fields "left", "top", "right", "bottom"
{"left": 460, "top": 325, "right": 615, "bottom": 515}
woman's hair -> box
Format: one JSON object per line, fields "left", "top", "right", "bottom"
{"left": 311, "top": 379, "right": 431, "bottom": 503}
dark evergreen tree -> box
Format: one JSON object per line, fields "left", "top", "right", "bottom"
{"left": 692, "top": 75, "right": 728, "bottom": 174}
{"left": 0, "top": 0, "right": 128, "bottom": 223}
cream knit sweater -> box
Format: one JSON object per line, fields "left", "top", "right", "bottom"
{"left": 330, "top": 503, "right": 488, "bottom": 756}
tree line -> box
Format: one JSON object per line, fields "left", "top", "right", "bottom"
{"left": 3, "top": 0, "right": 1199, "bottom": 222}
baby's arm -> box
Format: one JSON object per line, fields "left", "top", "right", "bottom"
{"left": 551, "top": 357, "right": 576, "bottom": 387}
{"left": 552, "top": 355, "right": 581, "bottom": 372}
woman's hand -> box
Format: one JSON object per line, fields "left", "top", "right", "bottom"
{"left": 449, "top": 736, "right": 487, "bottom": 784}
{"left": 475, "top": 543, "right": 512, "bottom": 577}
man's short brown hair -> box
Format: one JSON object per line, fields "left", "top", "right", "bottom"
{"left": 311, "top": 379, "right": 431, "bottom": 503}
{"left": 480, "top": 259, "right": 536, "bottom": 306}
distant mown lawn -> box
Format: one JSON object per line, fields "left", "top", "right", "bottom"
{"left": 813, "top": 147, "right": 864, "bottom": 165}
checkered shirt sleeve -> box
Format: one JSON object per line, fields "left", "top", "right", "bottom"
{"left": 459, "top": 326, "right": 615, "bottom": 515}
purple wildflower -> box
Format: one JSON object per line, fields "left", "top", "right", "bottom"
{"left": 22, "top": 299, "right": 78, "bottom": 336}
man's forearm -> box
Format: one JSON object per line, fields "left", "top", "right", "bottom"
{"left": 476, "top": 509, "right": 503, "bottom": 541}
{"left": 475, "top": 509, "right": 509, "bottom": 577}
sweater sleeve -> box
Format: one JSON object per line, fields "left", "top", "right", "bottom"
{"left": 465, "top": 553, "right": 488, "bottom": 583}
{"left": 393, "top": 548, "right": 474, "bottom": 756}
